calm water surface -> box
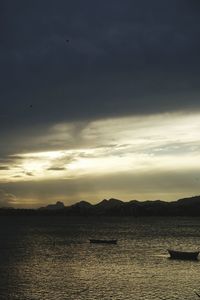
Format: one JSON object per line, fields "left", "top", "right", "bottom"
{"left": 0, "top": 216, "right": 200, "bottom": 300}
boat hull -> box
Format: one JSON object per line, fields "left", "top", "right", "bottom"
{"left": 168, "top": 249, "right": 199, "bottom": 260}
{"left": 89, "top": 239, "right": 117, "bottom": 244}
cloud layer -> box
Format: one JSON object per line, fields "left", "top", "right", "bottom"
{"left": 1, "top": 0, "right": 200, "bottom": 134}
{"left": 0, "top": 189, "right": 17, "bottom": 207}
{"left": 1, "top": 112, "right": 200, "bottom": 206}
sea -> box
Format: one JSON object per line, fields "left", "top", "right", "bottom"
{"left": 0, "top": 216, "right": 200, "bottom": 300}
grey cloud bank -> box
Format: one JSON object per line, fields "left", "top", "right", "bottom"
{"left": 1, "top": 0, "right": 200, "bottom": 133}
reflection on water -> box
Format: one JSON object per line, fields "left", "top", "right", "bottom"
{"left": 0, "top": 216, "right": 200, "bottom": 299}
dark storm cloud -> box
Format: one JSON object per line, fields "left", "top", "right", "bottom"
{"left": 1, "top": 0, "right": 200, "bottom": 135}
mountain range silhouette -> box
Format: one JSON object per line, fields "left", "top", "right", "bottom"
{"left": 1, "top": 196, "right": 200, "bottom": 216}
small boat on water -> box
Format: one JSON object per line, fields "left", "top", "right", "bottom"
{"left": 167, "top": 249, "right": 199, "bottom": 260}
{"left": 89, "top": 239, "right": 117, "bottom": 244}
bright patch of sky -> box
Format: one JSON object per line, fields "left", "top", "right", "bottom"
{"left": 1, "top": 112, "right": 200, "bottom": 185}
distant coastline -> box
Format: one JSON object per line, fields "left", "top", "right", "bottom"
{"left": 1, "top": 195, "right": 200, "bottom": 216}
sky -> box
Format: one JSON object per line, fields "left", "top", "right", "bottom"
{"left": 1, "top": 0, "right": 200, "bottom": 208}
